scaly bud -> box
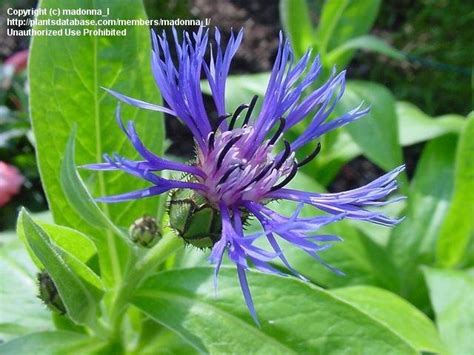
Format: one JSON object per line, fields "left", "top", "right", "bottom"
{"left": 129, "top": 215, "right": 161, "bottom": 247}
{"left": 37, "top": 271, "right": 66, "bottom": 315}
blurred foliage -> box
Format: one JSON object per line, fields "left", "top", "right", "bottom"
{"left": 360, "top": 0, "right": 473, "bottom": 116}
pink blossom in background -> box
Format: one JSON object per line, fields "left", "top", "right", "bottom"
{"left": 0, "top": 162, "right": 24, "bottom": 207}
{"left": 4, "top": 49, "right": 29, "bottom": 73}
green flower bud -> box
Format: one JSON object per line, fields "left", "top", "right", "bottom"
{"left": 37, "top": 271, "right": 66, "bottom": 315}
{"left": 129, "top": 215, "right": 161, "bottom": 247}
{"left": 168, "top": 189, "right": 222, "bottom": 249}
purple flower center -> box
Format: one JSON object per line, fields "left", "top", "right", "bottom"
{"left": 196, "top": 99, "right": 297, "bottom": 207}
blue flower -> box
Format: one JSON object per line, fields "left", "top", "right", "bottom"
{"left": 85, "top": 27, "right": 405, "bottom": 324}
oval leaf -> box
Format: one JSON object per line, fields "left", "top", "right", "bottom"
{"left": 133, "top": 267, "right": 422, "bottom": 354}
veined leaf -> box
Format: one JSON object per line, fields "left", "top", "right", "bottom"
{"left": 17, "top": 211, "right": 104, "bottom": 292}
{"left": 29, "top": 0, "right": 162, "bottom": 285}
{"left": 60, "top": 130, "right": 132, "bottom": 286}
{"left": 133, "top": 267, "right": 429, "bottom": 354}
{"left": 332, "top": 286, "right": 448, "bottom": 354}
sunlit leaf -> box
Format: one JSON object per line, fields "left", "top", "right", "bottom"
{"left": 423, "top": 267, "right": 474, "bottom": 355}
{"left": 436, "top": 117, "right": 474, "bottom": 267}
{"left": 29, "top": 0, "right": 161, "bottom": 285}
{"left": 280, "top": 0, "right": 314, "bottom": 57}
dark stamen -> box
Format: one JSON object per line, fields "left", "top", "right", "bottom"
{"left": 297, "top": 142, "right": 321, "bottom": 167}
{"left": 217, "top": 164, "right": 241, "bottom": 185}
{"left": 270, "top": 162, "right": 298, "bottom": 191}
{"left": 274, "top": 140, "right": 291, "bottom": 170}
{"left": 242, "top": 95, "right": 258, "bottom": 127}
{"left": 240, "top": 163, "right": 274, "bottom": 190}
{"left": 216, "top": 135, "right": 242, "bottom": 169}
{"left": 208, "top": 131, "right": 215, "bottom": 150}
{"left": 268, "top": 117, "right": 286, "bottom": 146}
{"left": 253, "top": 164, "right": 274, "bottom": 183}
{"left": 229, "top": 104, "right": 249, "bottom": 130}
{"left": 215, "top": 113, "right": 231, "bottom": 131}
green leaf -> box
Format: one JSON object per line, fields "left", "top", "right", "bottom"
{"left": 134, "top": 321, "right": 199, "bottom": 355}
{"left": 29, "top": 0, "right": 161, "bottom": 283}
{"left": 279, "top": 0, "right": 314, "bottom": 57}
{"left": 336, "top": 81, "right": 404, "bottom": 173}
{"left": 436, "top": 117, "right": 474, "bottom": 267}
{"left": 0, "top": 331, "right": 105, "bottom": 355}
{"left": 315, "top": 0, "right": 381, "bottom": 66}
{"left": 17, "top": 210, "right": 98, "bottom": 326}
{"left": 388, "top": 135, "right": 457, "bottom": 308}
{"left": 17, "top": 218, "right": 97, "bottom": 269}
{"left": 60, "top": 129, "right": 131, "bottom": 286}
{"left": 133, "top": 267, "right": 425, "bottom": 354}
{"left": 39, "top": 224, "right": 96, "bottom": 264}
{"left": 0, "top": 231, "right": 52, "bottom": 342}
{"left": 17, "top": 213, "right": 104, "bottom": 292}
{"left": 332, "top": 286, "right": 448, "bottom": 354}
{"left": 397, "top": 101, "right": 465, "bottom": 146}
{"left": 327, "top": 35, "right": 405, "bottom": 64}
{"left": 60, "top": 129, "right": 122, "bottom": 233}
{"left": 423, "top": 267, "right": 474, "bottom": 355}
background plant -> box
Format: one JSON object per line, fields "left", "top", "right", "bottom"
{"left": 0, "top": 0, "right": 472, "bottom": 354}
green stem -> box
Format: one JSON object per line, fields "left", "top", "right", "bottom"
{"left": 136, "top": 232, "right": 183, "bottom": 275}
{"left": 107, "top": 232, "right": 183, "bottom": 341}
